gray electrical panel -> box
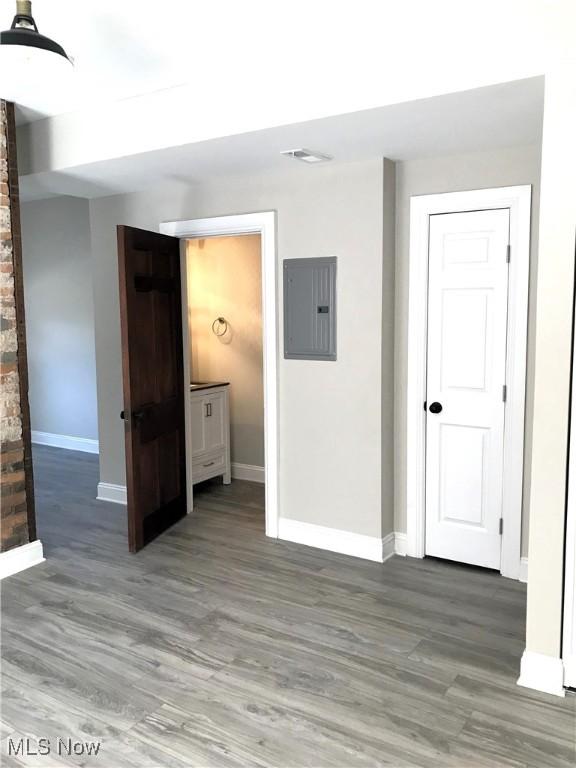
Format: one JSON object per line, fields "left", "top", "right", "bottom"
{"left": 283, "top": 257, "right": 337, "bottom": 360}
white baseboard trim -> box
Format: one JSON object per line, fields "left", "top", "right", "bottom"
{"left": 382, "top": 532, "right": 395, "bottom": 562}
{"left": 394, "top": 532, "right": 408, "bottom": 557}
{"left": 519, "top": 557, "right": 529, "bottom": 583}
{"left": 278, "top": 521, "right": 410, "bottom": 564}
{"left": 0, "top": 539, "right": 45, "bottom": 580}
{"left": 97, "top": 482, "right": 127, "bottom": 505}
{"left": 517, "top": 650, "right": 565, "bottom": 697}
{"left": 564, "top": 658, "right": 576, "bottom": 688}
{"left": 32, "top": 430, "right": 99, "bottom": 455}
{"left": 231, "top": 463, "right": 265, "bottom": 483}
{"left": 278, "top": 518, "right": 384, "bottom": 562}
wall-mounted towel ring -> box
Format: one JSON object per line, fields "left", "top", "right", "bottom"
{"left": 212, "top": 317, "right": 228, "bottom": 337}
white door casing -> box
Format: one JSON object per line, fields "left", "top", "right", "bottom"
{"left": 425, "top": 209, "right": 510, "bottom": 569}
{"left": 407, "top": 186, "right": 532, "bottom": 580}
{"left": 160, "top": 212, "right": 279, "bottom": 539}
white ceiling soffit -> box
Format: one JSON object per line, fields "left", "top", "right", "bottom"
{"left": 6, "top": 0, "right": 575, "bottom": 126}
{"left": 18, "top": 78, "right": 544, "bottom": 201}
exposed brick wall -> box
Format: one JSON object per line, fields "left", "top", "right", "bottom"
{"left": 1, "top": 100, "right": 35, "bottom": 551}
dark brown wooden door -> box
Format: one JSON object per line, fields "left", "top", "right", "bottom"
{"left": 117, "top": 225, "right": 187, "bottom": 552}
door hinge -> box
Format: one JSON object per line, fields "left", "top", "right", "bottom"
{"left": 499, "top": 518, "right": 504, "bottom": 535}
{"left": 506, "top": 244, "right": 511, "bottom": 263}
{"left": 502, "top": 384, "right": 507, "bottom": 402}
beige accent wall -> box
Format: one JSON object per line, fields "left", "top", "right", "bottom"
{"left": 187, "top": 235, "right": 264, "bottom": 468}
{"left": 394, "top": 145, "right": 542, "bottom": 557}
{"left": 525, "top": 67, "right": 576, "bottom": 659}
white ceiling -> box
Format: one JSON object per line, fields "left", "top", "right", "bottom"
{"left": 8, "top": 0, "right": 197, "bottom": 123}
{"left": 19, "top": 77, "right": 544, "bottom": 201}
{"left": 9, "top": 1, "right": 566, "bottom": 201}
{"left": 4, "top": 0, "right": 573, "bottom": 127}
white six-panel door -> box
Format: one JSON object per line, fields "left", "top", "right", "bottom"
{"left": 425, "top": 209, "right": 510, "bottom": 569}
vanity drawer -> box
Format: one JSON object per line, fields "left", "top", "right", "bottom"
{"left": 192, "top": 449, "right": 226, "bottom": 483}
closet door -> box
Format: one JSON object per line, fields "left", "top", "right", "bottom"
{"left": 424, "top": 209, "right": 509, "bottom": 569}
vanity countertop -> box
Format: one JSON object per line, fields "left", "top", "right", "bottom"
{"left": 189, "top": 382, "right": 230, "bottom": 391}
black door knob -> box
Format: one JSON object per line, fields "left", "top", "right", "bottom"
{"left": 429, "top": 401, "right": 443, "bottom": 414}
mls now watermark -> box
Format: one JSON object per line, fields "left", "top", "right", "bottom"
{"left": 8, "top": 737, "right": 102, "bottom": 758}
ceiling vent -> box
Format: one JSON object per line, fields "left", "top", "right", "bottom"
{"left": 280, "top": 148, "right": 332, "bottom": 164}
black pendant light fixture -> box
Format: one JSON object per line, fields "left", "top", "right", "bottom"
{"left": 0, "top": 0, "right": 73, "bottom": 102}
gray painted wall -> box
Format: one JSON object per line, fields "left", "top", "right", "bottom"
{"left": 87, "top": 145, "right": 539, "bottom": 548}
{"left": 20, "top": 196, "right": 98, "bottom": 442}
{"left": 381, "top": 159, "right": 396, "bottom": 538}
{"left": 394, "top": 144, "right": 542, "bottom": 557}
{"left": 89, "top": 160, "right": 389, "bottom": 539}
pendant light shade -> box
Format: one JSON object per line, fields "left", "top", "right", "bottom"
{"left": 0, "top": 0, "right": 73, "bottom": 103}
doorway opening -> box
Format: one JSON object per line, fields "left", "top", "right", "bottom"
{"left": 162, "top": 212, "right": 279, "bottom": 540}
{"left": 185, "top": 234, "right": 265, "bottom": 519}
{"left": 406, "top": 186, "right": 532, "bottom": 580}
{"left": 116, "top": 213, "right": 277, "bottom": 551}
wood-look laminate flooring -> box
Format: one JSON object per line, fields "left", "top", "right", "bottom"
{"left": 1, "top": 446, "right": 574, "bottom": 767}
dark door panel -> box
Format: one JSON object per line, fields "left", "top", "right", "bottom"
{"left": 117, "top": 225, "right": 186, "bottom": 552}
